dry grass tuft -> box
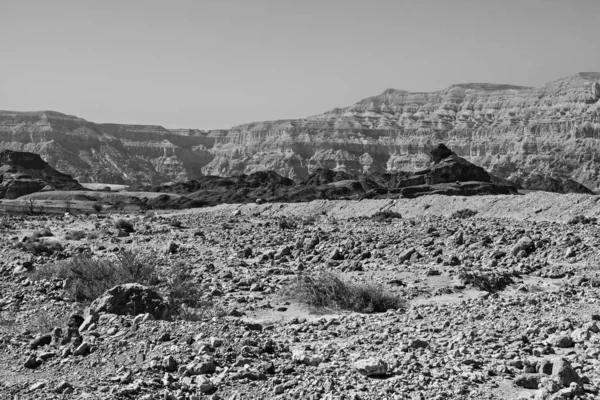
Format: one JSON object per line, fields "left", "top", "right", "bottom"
{"left": 14, "top": 239, "right": 64, "bottom": 256}
{"left": 372, "top": 210, "right": 402, "bottom": 222}
{"left": 450, "top": 209, "right": 478, "bottom": 219}
{"left": 281, "top": 272, "right": 407, "bottom": 313}
{"left": 65, "top": 230, "right": 87, "bottom": 240}
{"left": 114, "top": 218, "right": 135, "bottom": 232}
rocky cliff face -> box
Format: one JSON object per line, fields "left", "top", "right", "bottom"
{"left": 1, "top": 72, "right": 599, "bottom": 189}
{"left": 201, "top": 72, "right": 600, "bottom": 190}
{"left": 0, "top": 150, "right": 83, "bottom": 199}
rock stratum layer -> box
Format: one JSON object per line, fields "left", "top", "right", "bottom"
{"left": 1, "top": 72, "right": 599, "bottom": 189}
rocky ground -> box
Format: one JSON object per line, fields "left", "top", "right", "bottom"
{"left": 1, "top": 193, "right": 600, "bottom": 399}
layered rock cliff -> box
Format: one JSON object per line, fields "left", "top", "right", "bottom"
{"left": 1, "top": 72, "right": 599, "bottom": 189}
{"left": 201, "top": 72, "right": 600, "bottom": 190}
{"left": 0, "top": 150, "right": 83, "bottom": 199}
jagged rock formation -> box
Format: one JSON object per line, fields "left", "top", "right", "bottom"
{"left": 1, "top": 72, "right": 599, "bottom": 191}
{"left": 150, "top": 144, "right": 516, "bottom": 205}
{"left": 0, "top": 150, "right": 83, "bottom": 199}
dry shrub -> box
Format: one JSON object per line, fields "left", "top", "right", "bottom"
{"left": 0, "top": 309, "right": 66, "bottom": 335}
{"left": 31, "top": 250, "right": 157, "bottom": 302}
{"left": 372, "top": 210, "right": 402, "bottom": 222}
{"left": 25, "top": 309, "right": 67, "bottom": 335}
{"left": 164, "top": 263, "right": 221, "bottom": 321}
{"left": 281, "top": 272, "right": 407, "bottom": 313}
{"left": 65, "top": 230, "right": 87, "bottom": 240}
{"left": 168, "top": 219, "right": 183, "bottom": 228}
{"left": 114, "top": 218, "right": 135, "bottom": 232}
{"left": 31, "top": 228, "right": 53, "bottom": 239}
{"left": 458, "top": 268, "right": 514, "bottom": 292}
{"left": 567, "top": 215, "right": 597, "bottom": 225}
{"left": 14, "top": 239, "right": 64, "bottom": 256}
{"left": 450, "top": 209, "right": 478, "bottom": 219}
{"left": 301, "top": 216, "right": 317, "bottom": 226}
{"left": 278, "top": 217, "right": 297, "bottom": 230}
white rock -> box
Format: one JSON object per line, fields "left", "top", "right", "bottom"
{"left": 354, "top": 358, "right": 388, "bottom": 376}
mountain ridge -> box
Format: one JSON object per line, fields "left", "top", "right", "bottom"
{"left": 0, "top": 72, "right": 599, "bottom": 190}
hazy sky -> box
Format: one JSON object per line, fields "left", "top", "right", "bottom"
{"left": 1, "top": 0, "right": 599, "bottom": 129}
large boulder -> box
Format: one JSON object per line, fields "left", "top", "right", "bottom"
{"left": 90, "top": 283, "right": 170, "bottom": 320}
{"left": 552, "top": 357, "right": 581, "bottom": 387}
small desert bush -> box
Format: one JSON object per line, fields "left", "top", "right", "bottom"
{"left": 372, "top": 210, "right": 402, "bottom": 222}
{"left": 168, "top": 219, "right": 183, "bottom": 228}
{"left": 164, "top": 263, "right": 221, "bottom": 320}
{"left": 567, "top": 215, "right": 597, "bottom": 225}
{"left": 65, "top": 230, "right": 87, "bottom": 240}
{"left": 26, "top": 309, "right": 67, "bottom": 335}
{"left": 278, "top": 217, "right": 297, "bottom": 230}
{"left": 114, "top": 218, "right": 135, "bottom": 232}
{"left": 450, "top": 209, "right": 478, "bottom": 219}
{"left": 301, "top": 216, "right": 317, "bottom": 226}
{"left": 14, "top": 240, "right": 64, "bottom": 256}
{"left": 458, "top": 268, "right": 514, "bottom": 292}
{"left": 1, "top": 308, "right": 66, "bottom": 335}
{"left": 281, "top": 272, "right": 407, "bottom": 313}
{"left": 92, "top": 202, "right": 103, "bottom": 213}
{"left": 0, "top": 310, "right": 17, "bottom": 335}
{"left": 31, "top": 228, "right": 53, "bottom": 240}
{"left": 31, "top": 250, "right": 157, "bottom": 302}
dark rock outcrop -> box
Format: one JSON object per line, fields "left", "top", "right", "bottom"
{"left": 90, "top": 283, "right": 170, "bottom": 320}
{"left": 510, "top": 173, "right": 594, "bottom": 194}
{"left": 0, "top": 150, "right": 83, "bottom": 199}
{"left": 149, "top": 144, "right": 516, "bottom": 205}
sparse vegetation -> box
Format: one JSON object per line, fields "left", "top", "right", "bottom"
{"left": 64, "top": 198, "right": 74, "bottom": 213}
{"left": 31, "top": 250, "right": 158, "bottom": 302}
{"left": 458, "top": 268, "right": 515, "bottom": 292}
{"left": 301, "top": 215, "right": 317, "bottom": 226}
{"left": 65, "top": 230, "right": 87, "bottom": 240}
{"left": 25, "top": 309, "right": 67, "bottom": 335}
{"left": 372, "top": 210, "right": 402, "bottom": 222}
{"left": 567, "top": 214, "right": 597, "bottom": 225}
{"left": 14, "top": 239, "right": 64, "bottom": 256}
{"left": 450, "top": 209, "right": 478, "bottom": 219}
{"left": 168, "top": 219, "right": 183, "bottom": 228}
{"left": 164, "top": 262, "right": 222, "bottom": 321}
{"left": 114, "top": 218, "right": 135, "bottom": 232}
{"left": 92, "top": 202, "right": 103, "bottom": 213}
{"left": 278, "top": 217, "right": 297, "bottom": 230}
{"left": 281, "top": 272, "right": 407, "bottom": 313}
{"left": 23, "top": 198, "right": 45, "bottom": 215}
{"left": 31, "top": 228, "right": 53, "bottom": 239}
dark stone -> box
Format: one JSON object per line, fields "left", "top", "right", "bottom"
{"left": 245, "top": 323, "right": 263, "bottom": 332}
{"left": 30, "top": 334, "right": 52, "bottom": 350}
{"left": 90, "top": 283, "right": 170, "bottom": 320}
{"left": 514, "top": 373, "right": 544, "bottom": 389}
{"left": 261, "top": 361, "right": 276, "bottom": 375}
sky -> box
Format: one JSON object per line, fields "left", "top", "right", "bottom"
{"left": 1, "top": 0, "right": 599, "bottom": 129}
